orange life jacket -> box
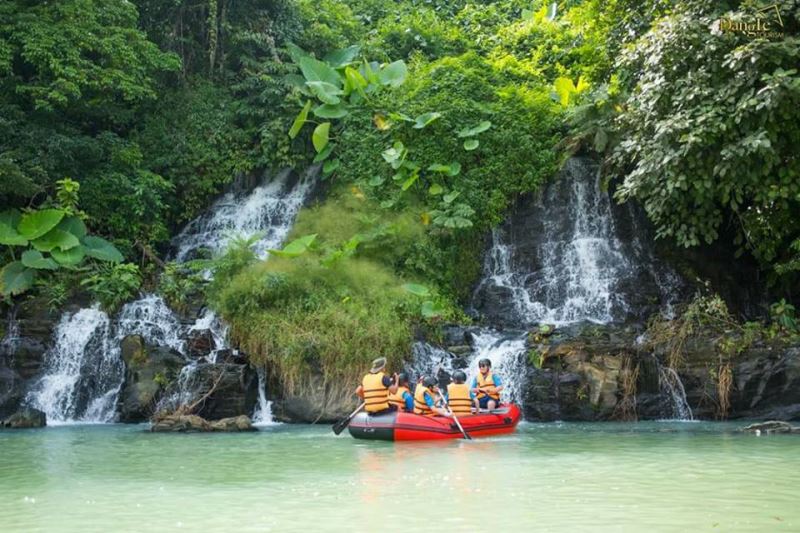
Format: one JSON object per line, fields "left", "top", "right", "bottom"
{"left": 362, "top": 372, "right": 389, "bottom": 413}
{"left": 447, "top": 383, "right": 472, "bottom": 416}
{"left": 388, "top": 385, "right": 411, "bottom": 411}
{"left": 476, "top": 372, "right": 500, "bottom": 401}
{"left": 414, "top": 385, "right": 435, "bottom": 416}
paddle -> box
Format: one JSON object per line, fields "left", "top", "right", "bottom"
{"left": 438, "top": 390, "right": 472, "bottom": 440}
{"left": 332, "top": 401, "right": 366, "bottom": 435}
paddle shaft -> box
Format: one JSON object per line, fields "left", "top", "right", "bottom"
{"left": 332, "top": 401, "right": 365, "bottom": 435}
{"left": 438, "top": 390, "right": 472, "bottom": 440}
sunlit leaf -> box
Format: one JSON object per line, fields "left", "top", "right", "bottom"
{"left": 306, "top": 81, "right": 342, "bottom": 104}
{"left": 0, "top": 222, "right": 27, "bottom": 246}
{"left": 428, "top": 183, "right": 444, "bottom": 195}
{"left": 464, "top": 139, "right": 479, "bottom": 150}
{"left": 313, "top": 144, "right": 334, "bottom": 163}
{"left": 401, "top": 172, "right": 419, "bottom": 191}
{"left": 457, "top": 121, "right": 492, "bottom": 138}
{"left": 324, "top": 45, "right": 361, "bottom": 68}
{"left": 268, "top": 234, "right": 317, "bottom": 258}
{"left": 413, "top": 112, "right": 442, "bottom": 129}
{"left": 313, "top": 103, "right": 348, "bottom": 119}
{"left": 312, "top": 122, "right": 331, "bottom": 153}
{"left": 31, "top": 229, "right": 80, "bottom": 252}
{"left": 402, "top": 283, "right": 430, "bottom": 297}
{"left": 51, "top": 245, "right": 85, "bottom": 266}
{"left": 379, "top": 60, "right": 408, "bottom": 87}
{"left": 373, "top": 114, "right": 390, "bottom": 131}
{"left": 17, "top": 209, "right": 64, "bottom": 240}
{"left": 299, "top": 56, "right": 342, "bottom": 87}
{"left": 289, "top": 100, "right": 312, "bottom": 139}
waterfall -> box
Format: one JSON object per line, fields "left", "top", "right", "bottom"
{"left": 25, "top": 307, "right": 117, "bottom": 424}
{"left": 657, "top": 365, "right": 694, "bottom": 421}
{"left": 473, "top": 157, "right": 681, "bottom": 326}
{"left": 173, "top": 168, "right": 316, "bottom": 262}
{"left": 1, "top": 310, "right": 20, "bottom": 361}
{"left": 251, "top": 367, "right": 278, "bottom": 426}
{"left": 25, "top": 168, "right": 316, "bottom": 424}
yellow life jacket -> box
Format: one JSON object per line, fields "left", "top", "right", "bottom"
{"left": 362, "top": 372, "right": 390, "bottom": 413}
{"left": 447, "top": 383, "right": 472, "bottom": 416}
{"left": 388, "top": 385, "right": 411, "bottom": 411}
{"left": 414, "top": 385, "right": 435, "bottom": 416}
{"left": 476, "top": 372, "right": 500, "bottom": 401}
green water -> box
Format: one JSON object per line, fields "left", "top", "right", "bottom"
{"left": 0, "top": 422, "right": 797, "bottom": 532}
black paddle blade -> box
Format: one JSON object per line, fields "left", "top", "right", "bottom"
{"left": 331, "top": 418, "right": 349, "bottom": 435}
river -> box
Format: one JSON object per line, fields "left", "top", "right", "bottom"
{"left": 1, "top": 421, "right": 797, "bottom": 531}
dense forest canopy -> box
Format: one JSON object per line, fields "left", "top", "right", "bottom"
{"left": 1, "top": 0, "right": 798, "bottom": 368}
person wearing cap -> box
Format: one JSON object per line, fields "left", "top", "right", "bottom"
{"left": 471, "top": 358, "right": 504, "bottom": 411}
{"left": 414, "top": 376, "right": 449, "bottom": 417}
{"left": 447, "top": 370, "right": 474, "bottom": 416}
{"left": 388, "top": 372, "right": 414, "bottom": 412}
{"left": 355, "top": 357, "right": 399, "bottom": 415}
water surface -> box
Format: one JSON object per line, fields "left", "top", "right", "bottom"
{"left": 1, "top": 422, "right": 797, "bottom": 532}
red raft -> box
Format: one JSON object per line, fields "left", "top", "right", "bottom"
{"left": 348, "top": 404, "right": 521, "bottom": 441}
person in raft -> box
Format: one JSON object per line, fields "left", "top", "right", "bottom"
{"left": 388, "top": 372, "right": 414, "bottom": 412}
{"left": 414, "top": 375, "right": 450, "bottom": 417}
{"left": 355, "top": 357, "right": 399, "bottom": 416}
{"left": 447, "top": 370, "right": 474, "bottom": 416}
{"left": 471, "top": 358, "right": 504, "bottom": 411}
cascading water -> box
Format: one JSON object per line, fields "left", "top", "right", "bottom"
{"left": 657, "top": 365, "right": 694, "bottom": 421}
{"left": 26, "top": 168, "right": 316, "bottom": 424}
{"left": 26, "top": 307, "right": 117, "bottom": 423}
{"left": 473, "top": 157, "right": 680, "bottom": 327}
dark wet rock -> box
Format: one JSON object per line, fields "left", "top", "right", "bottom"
{"left": 0, "top": 364, "right": 23, "bottom": 420}
{"left": 2, "top": 407, "right": 46, "bottom": 428}
{"left": 741, "top": 420, "right": 800, "bottom": 434}
{"left": 271, "top": 371, "right": 355, "bottom": 423}
{"left": 119, "top": 335, "right": 186, "bottom": 422}
{"left": 185, "top": 329, "right": 215, "bottom": 359}
{"left": 172, "top": 363, "right": 258, "bottom": 421}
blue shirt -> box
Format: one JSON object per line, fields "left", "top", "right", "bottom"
{"left": 402, "top": 390, "right": 414, "bottom": 411}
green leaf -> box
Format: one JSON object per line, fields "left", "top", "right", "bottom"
{"left": 312, "top": 122, "right": 331, "bottom": 153}
{"left": 427, "top": 162, "right": 461, "bottom": 176}
{"left": 594, "top": 129, "right": 608, "bottom": 152}
{"left": 21, "top": 250, "right": 58, "bottom": 270}
{"left": 285, "top": 74, "right": 312, "bottom": 96}
{"left": 368, "top": 175, "right": 385, "bottom": 187}
{"left": 313, "top": 103, "right": 348, "bottom": 119}
{"left": 553, "top": 77, "right": 576, "bottom": 107}
{"left": 268, "top": 234, "right": 317, "bottom": 258}
{"left": 323, "top": 159, "right": 340, "bottom": 176}
{"left": 286, "top": 42, "right": 310, "bottom": 66}
{"left": 306, "top": 81, "right": 343, "bottom": 104}
{"left": 382, "top": 141, "right": 407, "bottom": 168}
{"left": 0, "top": 222, "right": 28, "bottom": 246}
{"left": 31, "top": 229, "right": 80, "bottom": 252}
{"left": 457, "top": 121, "right": 492, "bottom": 138}
{"left": 313, "top": 144, "right": 334, "bottom": 163}
{"left": 289, "top": 100, "right": 312, "bottom": 139}
{"left": 57, "top": 216, "right": 87, "bottom": 240}
{"left": 17, "top": 209, "right": 65, "bottom": 240}
{"left": 413, "top": 112, "right": 442, "bottom": 129}
{"left": 344, "top": 66, "right": 368, "bottom": 98}
{"left": 51, "top": 245, "right": 86, "bottom": 266}
{"left": 402, "top": 283, "right": 430, "bottom": 297}
{"left": 443, "top": 191, "right": 461, "bottom": 204}
{"left": 428, "top": 183, "right": 444, "bottom": 195}
{"left": 0, "top": 209, "right": 21, "bottom": 228}
{"left": 1, "top": 261, "right": 34, "bottom": 296}
{"left": 421, "top": 300, "right": 444, "bottom": 318}
{"left": 388, "top": 112, "right": 414, "bottom": 123}
{"left": 464, "top": 139, "right": 479, "bottom": 151}
{"left": 299, "top": 56, "right": 342, "bottom": 87}
{"left": 323, "top": 45, "right": 361, "bottom": 68}
{"left": 401, "top": 172, "right": 419, "bottom": 191}
{"left": 83, "top": 236, "right": 124, "bottom": 262}
{"left": 379, "top": 60, "right": 408, "bottom": 88}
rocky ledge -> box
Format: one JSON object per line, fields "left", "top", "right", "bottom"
{"left": 150, "top": 414, "right": 256, "bottom": 432}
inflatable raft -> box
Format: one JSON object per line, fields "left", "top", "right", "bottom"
{"left": 348, "top": 404, "right": 521, "bottom": 441}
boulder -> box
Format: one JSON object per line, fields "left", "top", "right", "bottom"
{"left": 210, "top": 415, "right": 256, "bottom": 432}
{"left": 185, "top": 329, "right": 215, "bottom": 359}
{"left": 151, "top": 414, "right": 211, "bottom": 432}
{"left": 2, "top": 407, "right": 46, "bottom": 428}
{"left": 119, "top": 335, "right": 186, "bottom": 422}
{"left": 741, "top": 420, "right": 800, "bottom": 435}
{"left": 175, "top": 363, "right": 258, "bottom": 421}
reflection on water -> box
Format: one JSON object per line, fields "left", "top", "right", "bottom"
{"left": 0, "top": 422, "right": 798, "bottom": 532}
